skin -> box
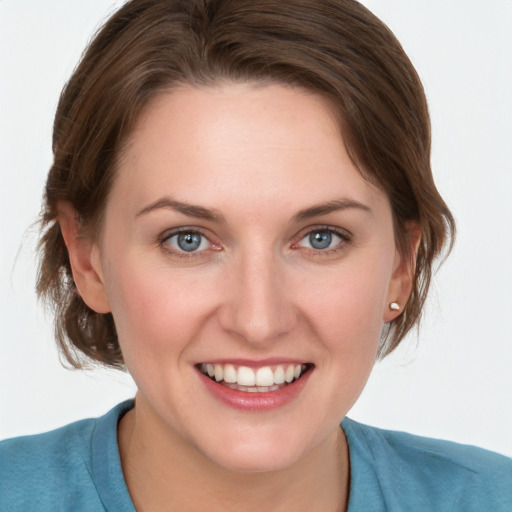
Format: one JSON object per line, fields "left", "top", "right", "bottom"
{"left": 59, "top": 83, "right": 415, "bottom": 511}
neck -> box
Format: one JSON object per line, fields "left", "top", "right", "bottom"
{"left": 118, "top": 396, "right": 350, "bottom": 512}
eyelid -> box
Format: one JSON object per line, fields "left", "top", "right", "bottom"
{"left": 293, "top": 225, "right": 352, "bottom": 242}
{"left": 160, "top": 226, "right": 204, "bottom": 242}
{"left": 157, "top": 224, "right": 352, "bottom": 259}
{"left": 158, "top": 227, "right": 221, "bottom": 257}
{"left": 291, "top": 225, "right": 352, "bottom": 252}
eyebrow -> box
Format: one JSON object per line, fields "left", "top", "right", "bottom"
{"left": 293, "top": 198, "right": 372, "bottom": 222}
{"left": 136, "top": 196, "right": 371, "bottom": 223}
{"left": 136, "top": 197, "right": 225, "bottom": 223}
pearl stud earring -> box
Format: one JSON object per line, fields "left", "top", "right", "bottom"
{"left": 389, "top": 302, "right": 400, "bottom": 311}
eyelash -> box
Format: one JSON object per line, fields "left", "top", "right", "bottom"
{"left": 158, "top": 226, "right": 352, "bottom": 259}
{"left": 293, "top": 226, "right": 352, "bottom": 256}
{"left": 159, "top": 228, "right": 218, "bottom": 259}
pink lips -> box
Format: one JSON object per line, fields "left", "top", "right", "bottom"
{"left": 197, "top": 363, "right": 313, "bottom": 411}
{"left": 199, "top": 357, "right": 309, "bottom": 368}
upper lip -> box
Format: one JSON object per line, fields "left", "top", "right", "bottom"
{"left": 196, "top": 357, "right": 311, "bottom": 368}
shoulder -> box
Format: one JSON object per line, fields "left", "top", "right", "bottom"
{"left": 1, "top": 414, "right": 96, "bottom": 469}
{"left": 0, "top": 417, "right": 98, "bottom": 511}
{"left": 342, "top": 417, "right": 512, "bottom": 512}
{"left": 0, "top": 400, "right": 134, "bottom": 512}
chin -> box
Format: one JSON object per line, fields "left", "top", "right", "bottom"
{"left": 210, "top": 447, "right": 300, "bottom": 474}
{"left": 195, "top": 426, "right": 312, "bottom": 474}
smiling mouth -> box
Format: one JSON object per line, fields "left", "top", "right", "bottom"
{"left": 198, "top": 362, "right": 313, "bottom": 393}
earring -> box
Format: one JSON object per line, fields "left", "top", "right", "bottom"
{"left": 389, "top": 302, "right": 400, "bottom": 311}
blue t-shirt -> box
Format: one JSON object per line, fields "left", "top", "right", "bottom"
{"left": 1, "top": 400, "right": 511, "bottom": 511}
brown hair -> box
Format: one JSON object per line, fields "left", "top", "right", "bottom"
{"left": 37, "top": 0, "right": 455, "bottom": 369}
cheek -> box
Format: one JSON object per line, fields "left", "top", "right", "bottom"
{"left": 297, "top": 255, "right": 392, "bottom": 401}
{"left": 103, "top": 256, "right": 217, "bottom": 358}
{"left": 309, "top": 271, "right": 388, "bottom": 395}
{"left": 302, "top": 261, "right": 390, "bottom": 344}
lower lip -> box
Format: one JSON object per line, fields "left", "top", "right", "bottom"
{"left": 197, "top": 369, "right": 312, "bottom": 411}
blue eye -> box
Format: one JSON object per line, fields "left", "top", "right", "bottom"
{"left": 309, "top": 231, "right": 333, "bottom": 249}
{"left": 299, "top": 229, "right": 343, "bottom": 250}
{"left": 165, "top": 231, "right": 210, "bottom": 253}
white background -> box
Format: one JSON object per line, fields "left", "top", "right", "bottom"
{"left": 1, "top": 1, "right": 511, "bottom": 456}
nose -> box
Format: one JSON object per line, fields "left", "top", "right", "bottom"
{"left": 217, "top": 251, "right": 298, "bottom": 346}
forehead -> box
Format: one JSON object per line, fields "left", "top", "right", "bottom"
{"left": 112, "top": 83, "right": 387, "bottom": 220}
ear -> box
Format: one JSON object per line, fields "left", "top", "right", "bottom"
{"left": 383, "top": 223, "right": 421, "bottom": 323}
{"left": 57, "top": 201, "right": 111, "bottom": 314}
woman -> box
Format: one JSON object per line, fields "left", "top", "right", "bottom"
{"left": 1, "top": 1, "right": 510, "bottom": 510}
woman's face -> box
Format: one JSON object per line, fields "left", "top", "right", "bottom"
{"left": 91, "top": 83, "right": 408, "bottom": 472}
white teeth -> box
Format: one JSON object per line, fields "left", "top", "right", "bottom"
{"left": 223, "top": 383, "right": 283, "bottom": 392}
{"left": 285, "top": 364, "right": 295, "bottom": 383}
{"left": 223, "top": 364, "right": 237, "bottom": 383}
{"left": 201, "top": 362, "right": 309, "bottom": 388}
{"left": 237, "top": 366, "right": 256, "bottom": 386}
{"left": 214, "top": 364, "right": 223, "bottom": 382}
{"left": 274, "top": 365, "right": 285, "bottom": 384}
{"left": 255, "top": 367, "right": 274, "bottom": 387}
